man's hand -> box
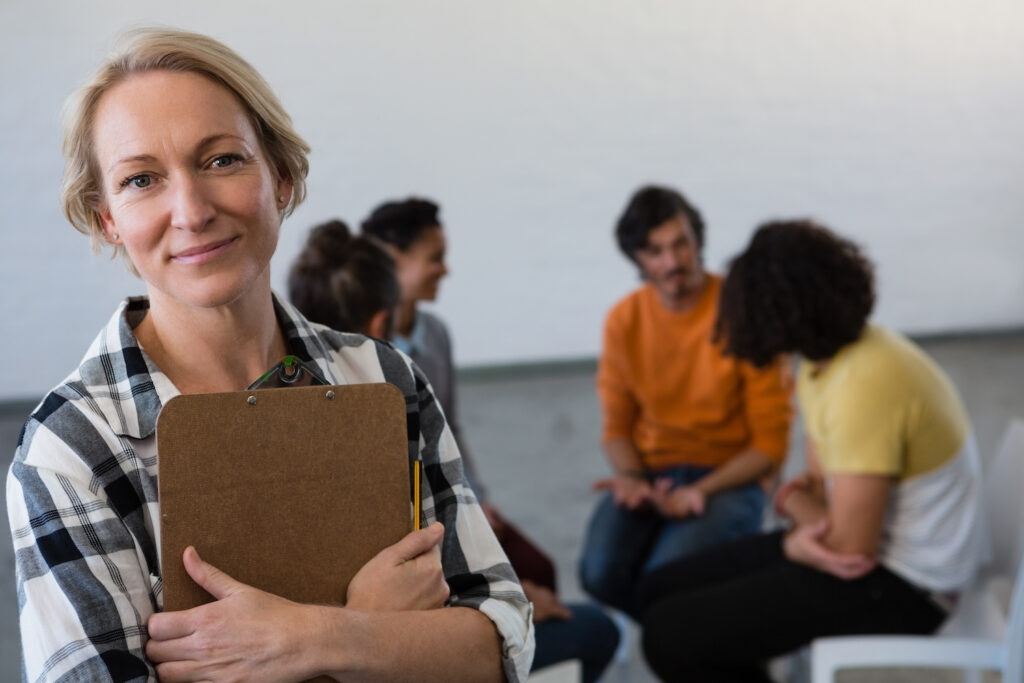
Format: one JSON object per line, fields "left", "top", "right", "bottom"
{"left": 593, "top": 474, "right": 653, "bottom": 510}
{"left": 146, "top": 546, "right": 317, "bottom": 682}
{"left": 649, "top": 478, "right": 705, "bottom": 519}
{"left": 783, "top": 520, "right": 876, "bottom": 580}
{"left": 521, "top": 580, "right": 572, "bottom": 623}
{"left": 346, "top": 522, "right": 450, "bottom": 612}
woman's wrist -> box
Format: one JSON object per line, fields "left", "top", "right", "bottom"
{"left": 773, "top": 480, "right": 802, "bottom": 516}
{"left": 307, "top": 604, "right": 364, "bottom": 679}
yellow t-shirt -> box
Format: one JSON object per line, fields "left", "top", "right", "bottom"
{"left": 798, "top": 325, "right": 984, "bottom": 591}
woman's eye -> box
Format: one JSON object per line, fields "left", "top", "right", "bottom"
{"left": 121, "top": 175, "right": 152, "bottom": 189}
{"left": 211, "top": 154, "right": 241, "bottom": 168}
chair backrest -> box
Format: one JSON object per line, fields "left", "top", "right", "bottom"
{"left": 984, "top": 419, "right": 1024, "bottom": 682}
{"left": 1005, "top": 551, "right": 1024, "bottom": 683}
{"left": 984, "top": 418, "right": 1024, "bottom": 580}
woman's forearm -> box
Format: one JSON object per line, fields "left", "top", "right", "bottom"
{"left": 314, "top": 605, "right": 506, "bottom": 683}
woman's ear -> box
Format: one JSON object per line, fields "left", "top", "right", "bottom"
{"left": 275, "top": 176, "right": 294, "bottom": 211}
{"left": 98, "top": 206, "right": 120, "bottom": 244}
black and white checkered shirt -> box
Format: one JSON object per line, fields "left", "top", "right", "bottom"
{"left": 8, "top": 295, "right": 534, "bottom": 683}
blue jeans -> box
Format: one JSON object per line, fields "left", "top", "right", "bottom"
{"left": 578, "top": 464, "right": 765, "bottom": 616}
{"left": 532, "top": 602, "right": 621, "bottom": 683}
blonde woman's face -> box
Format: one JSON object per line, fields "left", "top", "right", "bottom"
{"left": 92, "top": 70, "right": 291, "bottom": 310}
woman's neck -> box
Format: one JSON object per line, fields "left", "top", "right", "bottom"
{"left": 394, "top": 300, "right": 418, "bottom": 338}
{"left": 135, "top": 280, "right": 287, "bottom": 394}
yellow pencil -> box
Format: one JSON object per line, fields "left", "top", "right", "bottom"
{"left": 413, "top": 460, "right": 421, "bottom": 530}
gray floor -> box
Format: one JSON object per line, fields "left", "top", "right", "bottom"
{"left": 1, "top": 332, "right": 1021, "bottom": 682}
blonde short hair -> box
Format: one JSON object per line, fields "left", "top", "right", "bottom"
{"left": 61, "top": 27, "right": 311, "bottom": 266}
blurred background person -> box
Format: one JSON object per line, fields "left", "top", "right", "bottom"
{"left": 637, "top": 221, "right": 985, "bottom": 682}
{"left": 356, "top": 197, "right": 620, "bottom": 682}
{"left": 288, "top": 219, "right": 400, "bottom": 339}
{"left": 579, "top": 185, "right": 793, "bottom": 616}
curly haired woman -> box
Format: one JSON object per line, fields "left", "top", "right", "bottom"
{"left": 636, "top": 220, "right": 986, "bottom": 682}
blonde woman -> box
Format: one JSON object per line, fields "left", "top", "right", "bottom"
{"left": 7, "top": 28, "right": 532, "bottom": 682}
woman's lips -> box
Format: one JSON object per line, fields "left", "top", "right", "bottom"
{"left": 172, "top": 237, "right": 238, "bottom": 264}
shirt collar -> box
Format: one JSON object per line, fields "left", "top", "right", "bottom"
{"left": 85, "top": 293, "right": 339, "bottom": 440}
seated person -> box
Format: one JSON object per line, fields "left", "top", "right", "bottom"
{"left": 637, "top": 220, "right": 986, "bottom": 682}
{"left": 7, "top": 28, "right": 532, "bottom": 682}
{"left": 347, "top": 199, "right": 620, "bottom": 683}
{"left": 288, "top": 218, "right": 400, "bottom": 338}
{"left": 579, "top": 185, "right": 793, "bottom": 615}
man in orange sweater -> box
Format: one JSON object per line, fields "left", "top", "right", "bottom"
{"left": 579, "top": 185, "right": 793, "bottom": 615}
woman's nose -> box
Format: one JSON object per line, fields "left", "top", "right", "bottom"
{"left": 169, "top": 177, "right": 215, "bottom": 232}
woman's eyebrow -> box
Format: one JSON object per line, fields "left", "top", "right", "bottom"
{"left": 107, "top": 154, "right": 156, "bottom": 174}
{"left": 106, "top": 133, "right": 251, "bottom": 173}
{"left": 195, "top": 132, "right": 249, "bottom": 151}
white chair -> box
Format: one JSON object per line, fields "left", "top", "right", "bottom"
{"left": 810, "top": 418, "right": 1024, "bottom": 683}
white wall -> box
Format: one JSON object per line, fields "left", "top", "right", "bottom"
{"left": 2, "top": 1, "right": 1023, "bottom": 401}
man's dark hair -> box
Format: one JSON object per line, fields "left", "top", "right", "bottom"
{"left": 716, "top": 220, "right": 876, "bottom": 367}
{"left": 288, "top": 219, "right": 400, "bottom": 336}
{"left": 615, "top": 185, "right": 705, "bottom": 261}
{"left": 360, "top": 197, "right": 441, "bottom": 251}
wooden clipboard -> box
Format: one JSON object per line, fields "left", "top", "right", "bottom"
{"left": 157, "top": 382, "right": 413, "bottom": 616}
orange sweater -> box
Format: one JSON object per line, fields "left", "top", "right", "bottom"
{"left": 597, "top": 275, "right": 792, "bottom": 470}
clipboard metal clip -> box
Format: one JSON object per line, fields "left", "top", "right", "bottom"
{"left": 248, "top": 355, "right": 330, "bottom": 390}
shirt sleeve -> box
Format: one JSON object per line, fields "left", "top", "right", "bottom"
{"left": 597, "top": 307, "right": 640, "bottom": 444}
{"left": 739, "top": 355, "right": 794, "bottom": 465}
{"left": 817, "top": 371, "right": 906, "bottom": 476}
{"left": 8, "top": 414, "right": 155, "bottom": 683}
{"left": 409, "top": 362, "right": 535, "bottom": 682}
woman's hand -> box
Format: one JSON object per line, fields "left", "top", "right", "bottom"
{"left": 345, "top": 522, "right": 450, "bottom": 612}
{"left": 649, "top": 478, "right": 705, "bottom": 519}
{"left": 773, "top": 471, "right": 828, "bottom": 524}
{"left": 146, "top": 546, "right": 318, "bottom": 682}
{"left": 783, "top": 519, "right": 876, "bottom": 580}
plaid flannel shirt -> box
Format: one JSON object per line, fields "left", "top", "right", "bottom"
{"left": 8, "top": 295, "right": 534, "bottom": 683}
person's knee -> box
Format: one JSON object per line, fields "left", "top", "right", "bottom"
{"left": 578, "top": 554, "right": 621, "bottom": 605}
{"left": 578, "top": 605, "right": 621, "bottom": 656}
{"left": 595, "top": 613, "right": 622, "bottom": 658}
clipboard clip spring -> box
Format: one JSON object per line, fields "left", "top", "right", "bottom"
{"left": 248, "top": 355, "right": 330, "bottom": 390}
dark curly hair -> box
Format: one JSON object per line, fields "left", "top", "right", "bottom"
{"left": 615, "top": 185, "right": 705, "bottom": 262}
{"left": 715, "top": 220, "right": 875, "bottom": 367}
{"left": 288, "top": 219, "right": 400, "bottom": 336}
{"left": 360, "top": 197, "right": 441, "bottom": 251}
